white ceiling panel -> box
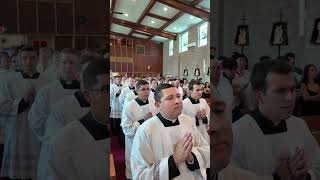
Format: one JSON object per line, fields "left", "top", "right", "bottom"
{"left": 197, "top": 0, "right": 210, "bottom": 12}
{"left": 132, "top": 33, "right": 149, "bottom": 39}
{"left": 111, "top": 24, "right": 132, "bottom": 35}
{"left": 149, "top": 2, "right": 180, "bottom": 19}
{"left": 113, "top": 0, "right": 150, "bottom": 23}
{"left": 141, "top": 16, "right": 166, "bottom": 29}
{"left": 151, "top": 36, "right": 169, "bottom": 42}
{"left": 164, "top": 14, "right": 204, "bottom": 33}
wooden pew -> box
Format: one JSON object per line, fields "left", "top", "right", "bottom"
{"left": 301, "top": 115, "right": 320, "bottom": 144}
{"left": 110, "top": 154, "right": 116, "bottom": 180}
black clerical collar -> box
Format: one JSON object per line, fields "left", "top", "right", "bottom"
{"left": 151, "top": 89, "right": 155, "bottom": 92}
{"left": 21, "top": 71, "right": 40, "bottom": 79}
{"left": 133, "top": 90, "right": 138, "bottom": 95}
{"left": 79, "top": 111, "right": 109, "bottom": 140}
{"left": 74, "top": 91, "right": 90, "bottom": 107}
{"left": 135, "top": 98, "right": 149, "bottom": 106}
{"left": 188, "top": 96, "right": 200, "bottom": 104}
{"left": 129, "top": 86, "right": 135, "bottom": 90}
{"left": 60, "top": 79, "right": 80, "bottom": 89}
{"left": 157, "top": 113, "right": 180, "bottom": 127}
{"left": 249, "top": 109, "right": 287, "bottom": 135}
{"left": 116, "top": 83, "right": 122, "bottom": 87}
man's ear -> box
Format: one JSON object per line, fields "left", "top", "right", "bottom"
{"left": 155, "top": 101, "right": 160, "bottom": 109}
{"left": 83, "top": 90, "right": 91, "bottom": 104}
{"left": 255, "top": 90, "right": 264, "bottom": 105}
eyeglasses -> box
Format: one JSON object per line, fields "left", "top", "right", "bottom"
{"left": 90, "top": 85, "right": 108, "bottom": 95}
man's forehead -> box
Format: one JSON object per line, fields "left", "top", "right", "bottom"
{"left": 162, "top": 87, "right": 178, "bottom": 95}
{"left": 266, "top": 72, "right": 295, "bottom": 87}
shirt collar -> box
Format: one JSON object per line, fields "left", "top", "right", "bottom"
{"left": 129, "top": 86, "right": 135, "bottom": 90}
{"left": 249, "top": 109, "right": 287, "bottom": 134}
{"left": 79, "top": 111, "right": 109, "bottom": 140}
{"left": 188, "top": 96, "right": 200, "bottom": 104}
{"left": 135, "top": 97, "right": 149, "bottom": 106}
{"left": 21, "top": 71, "right": 40, "bottom": 79}
{"left": 60, "top": 78, "right": 80, "bottom": 89}
{"left": 133, "top": 90, "right": 138, "bottom": 95}
{"left": 157, "top": 113, "right": 180, "bottom": 127}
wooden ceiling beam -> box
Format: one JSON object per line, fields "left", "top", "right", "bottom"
{"left": 146, "top": 13, "right": 171, "bottom": 22}
{"left": 112, "top": 18, "right": 176, "bottom": 40}
{"left": 111, "top": 0, "right": 117, "bottom": 14}
{"left": 128, "top": 0, "right": 156, "bottom": 36}
{"left": 133, "top": 30, "right": 152, "bottom": 37}
{"left": 157, "top": 0, "right": 209, "bottom": 21}
{"left": 110, "top": 31, "right": 150, "bottom": 41}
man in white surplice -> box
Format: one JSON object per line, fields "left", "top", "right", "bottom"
{"left": 182, "top": 80, "right": 210, "bottom": 143}
{"left": 131, "top": 84, "right": 209, "bottom": 180}
{"left": 0, "top": 46, "right": 46, "bottom": 179}
{"left": 119, "top": 77, "right": 136, "bottom": 110}
{"left": 110, "top": 75, "right": 122, "bottom": 135}
{"left": 47, "top": 60, "right": 109, "bottom": 180}
{"left": 36, "top": 55, "right": 98, "bottom": 180}
{"left": 231, "top": 60, "right": 320, "bottom": 180}
{"left": 28, "top": 49, "right": 81, "bottom": 141}
{"left": 122, "top": 80, "right": 158, "bottom": 179}
{"left": 208, "top": 101, "right": 272, "bottom": 180}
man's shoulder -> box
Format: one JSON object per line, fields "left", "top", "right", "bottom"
{"left": 51, "top": 120, "right": 83, "bottom": 148}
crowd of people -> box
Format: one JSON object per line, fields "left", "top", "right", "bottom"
{"left": 0, "top": 46, "right": 108, "bottom": 180}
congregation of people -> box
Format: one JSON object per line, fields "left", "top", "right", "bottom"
{"left": 0, "top": 46, "right": 109, "bottom": 180}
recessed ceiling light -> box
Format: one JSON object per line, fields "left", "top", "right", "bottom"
{"left": 174, "top": 27, "right": 177, "bottom": 30}
{"left": 163, "top": 7, "right": 168, "bottom": 11}
{"left": 125, "top": 13, "right": 128, "bottom": 17}
{"left": 151, "top": 20, "right": 155, "bottom": 24}
{"left": 190, "top": 16, "right": 194, "bottom": 19}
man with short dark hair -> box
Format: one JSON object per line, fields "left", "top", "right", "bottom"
{"left": 47, "top": 60, "right": 109, "bottom": 180}
{"left": 182, "top": 80, "right": 210, "bottom": 142}
{"left": 131, "top": 84, "right": 209, "bottom": 180}
{"left": 231, "top": 60, "right": 320, "bottom": 180}
{"left": 121, "top": 80, "right": 158, "bottom": 180}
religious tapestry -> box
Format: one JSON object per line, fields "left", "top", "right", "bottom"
{"left": 235, "top": 25, "right": 250, "bottom": 46}
{"left": 270, "top": 22, "right": 288, "bottom": 46}
{"left": 311, "top": 18, "right": 320, "bottom": 45}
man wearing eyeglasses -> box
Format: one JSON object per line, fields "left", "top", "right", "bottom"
{"left": 121, "top": 80, "right": 158, "bottom": 180}
{"left": 46, "top": 60, "right": 109, "bottom": 180}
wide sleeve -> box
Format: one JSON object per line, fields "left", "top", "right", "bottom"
{"left": 42, "top": 109, "right": 65, "bottom": 142}
{"left": 192, "top": 123, "right": 210, "bottom": 173}
{"left": 0, "top": 80, "right": 21, "bottom": 119}
{"left": 131, "top": 127, "right": 171, "bottom": 180}
{"left": 119, "top": 88, "right": 127, "bottom": 110}
{"left": 121, "top": 104, "right": 141, "bottom": 137}
{"left": 301, "top": 120, "right": 320, "bottom": 180}
{"left": 28, "top": 88, "right": 49, "bottom": 140}
{"left": 47, "top": 139, "right": 77, "bottom": 180}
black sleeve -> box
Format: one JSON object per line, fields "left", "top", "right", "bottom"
{"left": 195, "top": 117, "right": 200, "bottom": 126}
{"left": 138, "top": 119, "right": 145, "bottom": 125}
{"left": 168, "top": 155, "right": 180, "bottom": 179}
{"left": 18, "top": 99, "right": 29, "bottom": 114}
{"left": 272, "top": 173, "right": 280, "bottom": 180}
{"left": 202, "top": 116, "right": 208, "bottom": 124}
{"left": 185, "top": 152, "right": 200, "bottom": 171}
{"left": 306, "top": 173, "right": 311, "bottom": 180}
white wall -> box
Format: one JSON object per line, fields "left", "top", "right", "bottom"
{"left": 163, "top": 22, "right": 210, "bottom": 83}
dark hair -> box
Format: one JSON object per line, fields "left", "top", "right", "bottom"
{"left": 222, "top": 58, "right": 237, "bottom": 70}
{"left": 19, "top": 46, "right": 36, "bottom": 55}
{"left": 82, "top": 58, "right": 108, "bottom": 90}
{"left": 259, "top": 56, "right": 271, "bottom": 62}
{"left": 250, "top": 59, "right": 292, "bottom": 92}
{"left": 285, "top": 52, "right": 295, "bottom": 59}
{"left": 301, "top": 64, "right": 319, "bottom": 85}
{"left": 154, "top": 83, "right": 175, "bottom": 102}
{"left": 189, "top": 80, "right": 202, "bottom": 90}
{"left": 136, "top": 80, "right": 149, "bottom": 91}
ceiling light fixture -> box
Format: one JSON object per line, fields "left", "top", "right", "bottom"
{"left": 125, "top": 13, "right": 128, "bottom": 17}
{"left": 151, "top": 20, "right": 155, "bottom": 24}
{"left": 163, "top": 7, "right": 168, "bottom": 11}
{"left": 190, "top": 16, "right": 194, "bottom": 19}
{"left": 174, "top": 27, "right": 177, "bottom": 30}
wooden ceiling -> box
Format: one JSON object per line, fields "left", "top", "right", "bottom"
{"left": 110, "top": 0, "right": 210, "bottom": 42}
